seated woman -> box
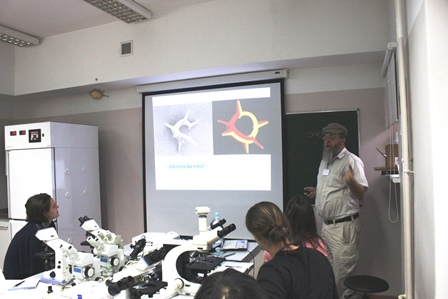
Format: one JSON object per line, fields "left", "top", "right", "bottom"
{"left": 194, "top": 268, "right": 269, "bottom": 299}
{"left": 246, "top": 201, "right": 338, "bottom": 299}
{"left": 264, "top": 194, "right": 331, "bottom": 262}
{"left": 3, "top": 193, "right": 59, "bottom": 279}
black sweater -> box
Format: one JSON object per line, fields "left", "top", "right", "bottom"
{"left": 3, "top": 221, "right": 55, "bottom": 279}
{"left": 257, "top": 246, "right": 338, "bottom": 299}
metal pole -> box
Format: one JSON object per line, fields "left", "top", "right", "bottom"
{"left": 395, "top": 0, "right": 413, "bottom": 298}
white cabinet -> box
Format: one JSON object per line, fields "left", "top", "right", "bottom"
{"left": 0, "top": 220, "right": 10, "bottom": 270}
{"left": 5, "top": 122, "right": 102, "bottom": 249}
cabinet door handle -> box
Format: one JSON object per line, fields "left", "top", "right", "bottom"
{"left": 0, "top": 225, "right": 8, "bottom": 230}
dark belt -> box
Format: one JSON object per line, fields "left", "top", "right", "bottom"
{"left": 324, "top": 213, "right": 359, "bottom": 225}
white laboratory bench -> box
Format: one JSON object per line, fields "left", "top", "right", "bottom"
{"left": 0, "top": 241, "right": 261, "bottom": 299}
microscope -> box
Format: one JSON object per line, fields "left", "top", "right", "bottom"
{"left": 101, "top": 247, "right": 168, "bottom": 299}
{"left": 50, "top": 207, "right": 236, "bottom": 299}
{"left": 43, "top": 248, "right": 169, "bottom": 299}
{"left": 79, "top": 215, "right": 126, "bottom": 277}
{"left": 35, "top": 227, "right": 101, "bottom": 284}
{"left": 129, "top": 231, "right": 186, "bottom": 260}
{"left": 157, "top": 206, "right": 236, "bottom": 298}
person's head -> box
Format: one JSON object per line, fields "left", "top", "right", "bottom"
{"left": 285, "top": 194, "right": 319, "bottom": 248}
{"left": 245, "top": 201, "right": 291, "bottom": 249}
{"left": 321, "top": 122, "right": 347, "bottom": 160}
{"left": 25, "top": 193, "right": 59, "bottom": 225}
{"left": 194, "top": 268, "right": 269, "bottom": 299}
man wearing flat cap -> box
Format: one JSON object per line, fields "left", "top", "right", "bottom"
{"left": 304, "top": 123, "right": 368, "bottom": 299}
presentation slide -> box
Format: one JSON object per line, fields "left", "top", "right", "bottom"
{"left": 144, "top": 80, "right": 284, "bottom": 239}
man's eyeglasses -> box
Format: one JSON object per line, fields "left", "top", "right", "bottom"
{"left": 322, "top": 134, "right": 339, "bottom": 141}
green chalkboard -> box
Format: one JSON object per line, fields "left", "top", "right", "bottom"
{"left": 283, "top": 110, "right": 359, "bottom": 207}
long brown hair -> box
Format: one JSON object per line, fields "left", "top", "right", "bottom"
{"left": 285, "top": 194, "right": 326, "bottom": 253}
{"left": 245, "top": 201, "right": 291, "bottom": 247}
{"left": 25, "top": 193, "right": 52, "bottom": 224}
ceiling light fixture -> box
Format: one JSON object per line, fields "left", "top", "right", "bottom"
{"left": 0, "top": 24, "right": 40, "bottom": 47}
{"left": 83, "top": 0, "right": 152, "bottom": 24}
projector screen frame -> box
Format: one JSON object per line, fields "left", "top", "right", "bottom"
{"left": 142, "top": 77, "right": 286, "bottom": 239}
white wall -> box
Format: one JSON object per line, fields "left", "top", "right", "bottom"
{"left": 0, "top": 43, "right": 14, "bottom": 96}
{"left": 12, "top": 87, "right": 141, "bottom": 118}
{"left": 7, "top": 0, "right": 388, "bottom": 95}
{"left": 407, "top": 0, "right": 448, "bottom": 298}
{"left": 10, "top": 62, "right": 385, "bottom": 118}
{"left": 287, "top": 63, "right": 384, "bottom": 94}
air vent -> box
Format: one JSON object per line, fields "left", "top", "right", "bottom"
{"left": 121, "top": 41, "right": 133, "bottom": 56}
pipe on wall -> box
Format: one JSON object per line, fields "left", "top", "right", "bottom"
{"left": 395, "top": 0, "right": 414, "bottom": 298}
{"left": 381, "top": 42, "right": 397, "bottom": 78}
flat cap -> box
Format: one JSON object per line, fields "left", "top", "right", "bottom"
{"left": 322, "top": 123, "right": 348, "bottom": 136}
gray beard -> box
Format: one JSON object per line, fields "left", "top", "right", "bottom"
{"left": 322, "top": 147, "right": 334, "bottom": 163}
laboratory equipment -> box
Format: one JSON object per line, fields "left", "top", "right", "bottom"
{"left": 157, "top": 206, "right": 236, "bottom": 298}
{"left": 35, "top": 227, "right": 101, "bottom": 284}
{"left": 79, "top": 216, "right": 126, "bottom": 277}
{"left": 4, "top": 122, "right": 102, "bottom": 249}
{"left": 44, "top": 207, "right": 236, "bottom": 299}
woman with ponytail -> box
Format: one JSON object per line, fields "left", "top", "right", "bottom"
{"left": 245, "top": 201, "right": 337, "bottom": 299}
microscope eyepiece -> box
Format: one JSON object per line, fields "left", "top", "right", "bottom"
{"left": 78, "top": 215, "right": 91, "bottom": 225}
{"left": 210, "top": 218, "right": 226, "bottom": 230}
{"left": 217, "top": 223, "right": 236, "bottom": 238}
{"left": 107, "top": 276, "right": 135, "bottom": 296}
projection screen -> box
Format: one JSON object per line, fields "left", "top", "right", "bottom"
{"left": 143, "top": 78, "right": 285, "bottom": 239}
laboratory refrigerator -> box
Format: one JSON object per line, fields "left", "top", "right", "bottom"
{"left": 4, "top": 121, "right": 102, "bottom": 249}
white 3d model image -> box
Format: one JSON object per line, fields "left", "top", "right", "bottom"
{"left": 164, "top": 108, "right": 199, "bottom": 153}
